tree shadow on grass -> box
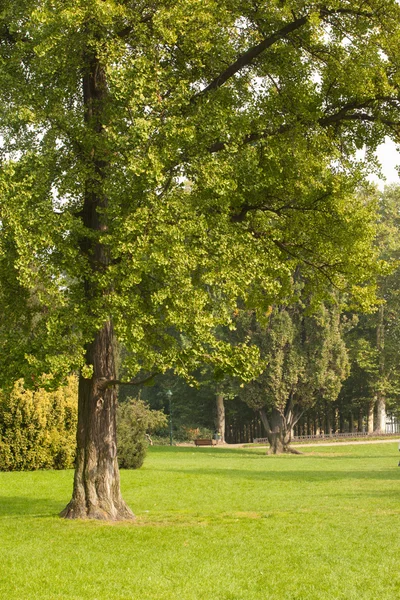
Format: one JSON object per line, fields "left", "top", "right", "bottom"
{"left": 153, "top": 467, "right": 400, "bottom": 483}
{"left": 150, "top": 446, "right": 399, "bottom": 460}
{"left": 0, "top": 496, "right": 63, "bottom": 518}
{"left": 150, "top": 446, "right": 264, "bottom": 457}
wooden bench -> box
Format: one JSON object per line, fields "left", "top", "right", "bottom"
{"left": 194, "top": 438, "right": 217, "bottom": 446}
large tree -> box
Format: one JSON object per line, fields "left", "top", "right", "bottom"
{"left": 0, "top": 0, "right": 399, "bottom": 519}
{"left": 238, "top": 297, "right": 349, "bottom": 453}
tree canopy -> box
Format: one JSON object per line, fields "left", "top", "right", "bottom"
{"left": 0, "top": 0, "right": 398, "bottom": 385}
{"left": 0, "top": 0, "right": 399, "bottom": 518}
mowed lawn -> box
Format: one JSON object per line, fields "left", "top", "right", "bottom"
{"left": 0, "top": 443, "right": 399, "bottom": 600}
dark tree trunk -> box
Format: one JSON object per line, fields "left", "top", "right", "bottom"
{"left": 61, "top": 41, "right": 133, "bottom": 520}
{"left": 259, "top": 399, "right": 302, "bottom": 455}
{"left": 60, "top": 323, "right": 134, "bottom": 520}
{"left": 358, "top": 409, "right": 363, "bottom": 432}
{"left": 325, "top": 402, "right": 331, "bottom": 436}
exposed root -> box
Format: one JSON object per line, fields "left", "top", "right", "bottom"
{"left": 287, "top": 446, "right": 303, "bottom": 455}
{"left": 60, "top": 499, "right": 135, "bottom": 521}
{"left": 267, "top": 445, "right": 303, "bottom": 455}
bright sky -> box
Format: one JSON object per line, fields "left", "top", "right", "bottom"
{"left": 370, "top": 137, "right": 400, "bottom": 190}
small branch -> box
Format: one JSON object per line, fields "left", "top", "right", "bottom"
{"left": 104, "top": 373, "right": 157, "bottom": 388}
{"left": 207, "top": 96, "right": 400, "bottom": 156}
{"left": 271, "top": 239, "right": 343, "bottom": 288}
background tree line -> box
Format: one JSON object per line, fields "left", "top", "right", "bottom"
{"left": 1, "top": 184, "right": 400, "bottom": 464}
{"left": 127, "top": 184, "right": 400, "bottom": 452}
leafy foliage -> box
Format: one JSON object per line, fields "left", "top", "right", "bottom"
{"left": 0, "top": 0, "right": 397, "bottom": 387}
{"left": 0, "top": 376, "right": 77, "bottom": 471}
{"left": 117, "top": 398, "right": 167, "bottom": 469}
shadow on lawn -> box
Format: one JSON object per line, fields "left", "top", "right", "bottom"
{"left": 150, "top": 446, "right": 398, "bottom": 459}
{"left": 0, "top": 496, "right": 62, "bottom": 518}
{"left": 151, "top": 446, "right": 263, "bottom": 457}
{"left": 155, "top": 467, "right": 400, "bottom": 482}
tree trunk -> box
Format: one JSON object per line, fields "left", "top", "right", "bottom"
{"left": 60, "top": 323, "right": 134, "bottom": 520}
{"left": 215, "top": 393, "right": 225, "bottom": 443}
{"left": 376, "top": 395, "right": 386, "bottom": 434}
{"left": 61, "top": 42, "right": 133, "bottom": 520}
{"left": 375, "top": 305, "right": 386, "bottom": 434}
{"left": 259, "top": 404, "right": 302, "bottom": 455}
{"left": 367, "top": 401, "right": 374, "bottom": 434}
{"left": 325, "top": 402, "right": 331, "bottom": 436}
{"left": 358, "top": 409, "right": 363, "bottom": 432}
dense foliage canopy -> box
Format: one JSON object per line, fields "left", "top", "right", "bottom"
{"left": 1, "top": 0, "right": 399, "bottom": 387}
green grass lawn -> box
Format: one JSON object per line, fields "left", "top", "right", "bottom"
{"left": 0, "top": 443, "right": 399, "bottom": 600}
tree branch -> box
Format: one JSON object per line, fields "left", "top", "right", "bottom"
{"left": 191, "top": 7, "right": 375, "bottom": 103}
{"left": 104, "top": 372, "right": 157, "bottom": 388}
{"left": 191, "top": 15, "right": 309, "bottom": 102}
{"left": 208, "top": 98, "right": 400, "bottom": 155}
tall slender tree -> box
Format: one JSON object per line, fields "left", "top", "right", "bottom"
{"left": 0, "top": 1, "right": 399, "bottom": 519}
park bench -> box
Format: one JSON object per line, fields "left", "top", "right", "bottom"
{"left": 194, "top": 438, "right": 217, "bottom": 446}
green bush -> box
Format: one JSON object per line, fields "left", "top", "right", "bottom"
{"left": 175, "top": 426, "right": 215, "bottom": 442}
{"left": 0, "top": 377, "right": 78, "bottom": 471}
{"left": 117, "top": 399, "right": 167, "bottom": 469}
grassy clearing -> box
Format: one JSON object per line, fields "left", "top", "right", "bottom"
{"left": 0, "top": 443, "right": 399, "bottom": 600}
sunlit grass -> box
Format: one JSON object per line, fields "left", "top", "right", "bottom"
{"left": 0, "top": 443, "right": 399, "bottom": 599}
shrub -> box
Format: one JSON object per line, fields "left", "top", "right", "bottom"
{"left": 0, "top": 376, "right": 78, "bottom": 471}
{"left": 175, "top": 425, "right": 215, "bottom": 442}
{"left": 117, "top": 399, "right": 167, "bottom": 469}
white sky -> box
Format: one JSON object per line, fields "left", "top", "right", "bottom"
{"left": 369, "top": 137, "right": 400, "bottom": 190}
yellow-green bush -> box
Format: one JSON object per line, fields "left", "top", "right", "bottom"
{"left": 0, "top": 376, "right": 77, "bottom": 471}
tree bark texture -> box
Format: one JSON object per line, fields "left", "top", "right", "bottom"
{"left": 61, "top": 43, "right": 133, "bottom": 520}
{"left": 259, "top": 402, "right": 302, "bottom": 455}
{"left": 216, "top": 394, "right": 225, "bottom": 443}
{"left": 60, "top": 323, "right": 134, "bottom": 520}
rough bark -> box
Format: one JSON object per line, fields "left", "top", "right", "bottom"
{"left": 60, "top": 323, "right": 134, "bottom": 520}
{"left": 215, "top": 393, "right": 225, "bottom": 443}
{"left": 61, "top": 41, "right": 133, "bottom": 520}
{"left": 259, "top": 401, "right": 302, "bottom": 455}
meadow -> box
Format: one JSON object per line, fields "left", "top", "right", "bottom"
{"left": 0, "top": 442, "right": 399, "bottom": 600}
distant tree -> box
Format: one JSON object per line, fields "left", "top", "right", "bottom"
{"left": 341, "top": 185, "right": 400, "bottom": 432}
{"left": 239, "top": 298, "right": 349, "bottom": 453}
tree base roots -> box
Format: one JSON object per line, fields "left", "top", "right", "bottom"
{"left": 267, "top": 446, "right": 303, "bottom": 455}
{"left": 60, "top": 499, "right": 135, "bottom": 521}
